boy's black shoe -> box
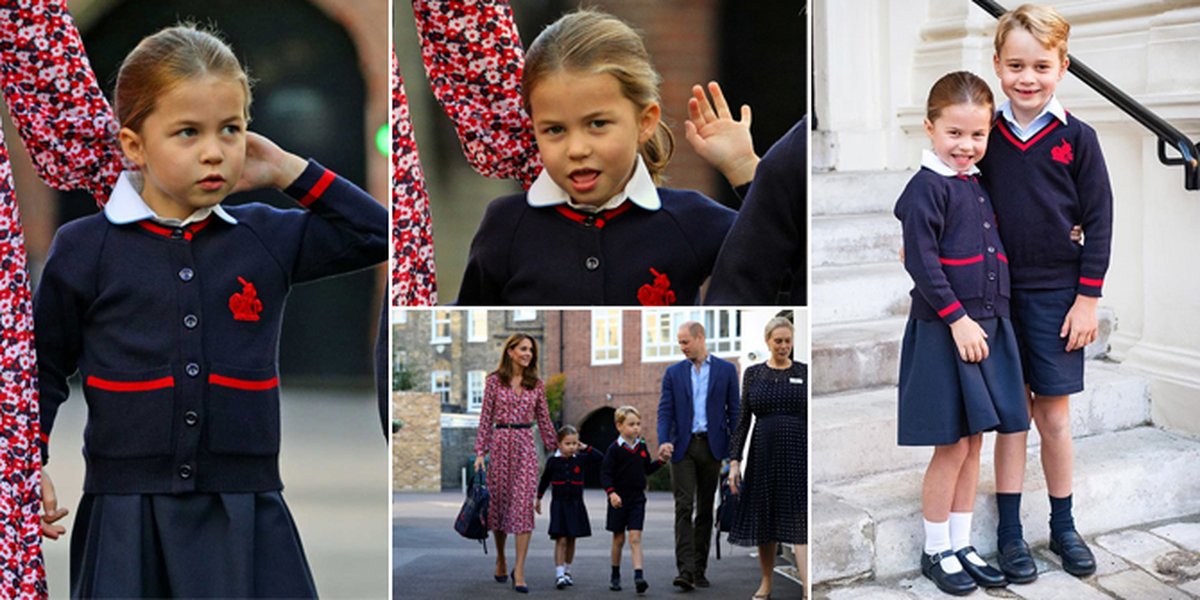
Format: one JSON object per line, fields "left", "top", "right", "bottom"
{"left": 954, "top": 546, "right": 1007, "bottom": 588}
{"left": 997, "top": 539, "right": 1038, "bottom": 583}
{"left": 1050, "top": 530, "right": 1097, "bottom": 577}
{"left": 672, "top": 572, "right": 695, "bottom": 591}
{"left": 635, "top": 576, "right": 648, "bottom": 594}
{"left": 610, "top": 576, "right": 621, "bottom": 591}
{"left": 694, "top": 573, "right": 710, "bottom": 588}
{"left": 920, "top": 549, "right": 977, "bottom": 596}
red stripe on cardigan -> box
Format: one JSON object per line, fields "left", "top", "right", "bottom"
{"left": 1079, "top": 276, "right": 1104, "bottom": 287}
{"left": 997, "top": 118, "right": 1063, "bottom": 152}
{"left": 86, "top": 375, "right": 175, "bottom": 392}
{"left": 554, "top": 202, "right": 633, "bottom": 229}
{"left": 299, "top": 169, "right": 336, "bottom": 207}
{"left": 939, "top": 255, "right": 983, "bottom": 266}
{"left": 208, "top": 374, "right": 280, "bottom": 391}
{"left": 938, "top": 301, "right": 963, "bottom": 318}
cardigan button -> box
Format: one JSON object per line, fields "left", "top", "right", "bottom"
{"left": 983, "top": 222, "right": 992, "bottom": 229}
{"left": 583, "top": 215, "right": 596, "bottom": 227}
{"left": 171, "top": 228, "right": 185, "bottom": 240}
{"left": 178, "top": 464, "right": 193, "bottom": 479}
{"left": 988, "top": 272, "right": 997, "bottom": 281}
{"left": 186, "top": 363, "right": 201, "bottom": 377}
{"left": 978, "top": 196, "right": 985, "bottom": 203}
{"left": 585, "top": 256, "right": 600, "bottom": 271}
{"left": 183, "top": 314, "right": 199, "bottom": 329}
{"left": 178, "top": 268, "right": 195, "bottom": 282}
{"left": 184, "top": 411, "right": 199, "bottom": 426}
{"left": 987, "top": 246, "right": 996, "bottom": 254}
{"left": 985, "top": 302, "right": 994, "bottom": 311}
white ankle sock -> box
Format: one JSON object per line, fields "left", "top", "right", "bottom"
{"left": 564, "top": 563, "right": 572, "bottom": 574}
{"left": 556, "top": 565, "right": 565, "bottom": 578}
{"left": 949, "top": 512, "right": 987, "bottom": 566}
{"left": 923, "top": 518, "right": 964, "bottom": 574}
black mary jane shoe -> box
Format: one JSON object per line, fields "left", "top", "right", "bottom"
{"left": 1050, "top": 530, "right": 1097, "bottom": 577}
{"left": 997, "top": 539, "right": 1038, "bottom": 584}
{"left": 920, "top": 549, "right": 977, "bottom": 596}
{"left": 954, "top": 546, "right": 1008, "bottom": 588}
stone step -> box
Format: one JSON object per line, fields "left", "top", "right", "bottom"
{"left": 811, "top": 361, "right": 1151, "bottom": 484}
{"left": 812, "top": 427, "right": 1200, "bottom": 583}
{"left": 812, "top": 212, "right": 903, "bottom": 268}
{"left": 812, "top": 170, "right": 913, "bottom": 216}
{"left": 812, "top": 262, "right": 912, "bottom": 325}
{"left": 811, "top": 318, "right": 905, "bottom": 395}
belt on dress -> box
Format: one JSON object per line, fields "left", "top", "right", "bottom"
{"left": 494, "top": 423, "right": 534, "bottom": 429}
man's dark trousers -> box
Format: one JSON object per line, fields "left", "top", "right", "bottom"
{"left": 671, "top": 433, "right": 720, "bottom": 579}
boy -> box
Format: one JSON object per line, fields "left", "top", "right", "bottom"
{"left": 979, "top": 3, "right": 1114, "bottom": 583}
{"left": 601, "top": 406, "right": 664, "bottom": 594}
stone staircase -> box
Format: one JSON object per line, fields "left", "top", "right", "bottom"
{"left": 809, "top": 170, "right": 1200, "bottom": 586}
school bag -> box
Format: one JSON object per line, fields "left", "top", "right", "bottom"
{"left": 454, "top": 468, "right": 490, "bottom": 554}
{"left": 714, "top": 465, "right": 740, "bottom": 559}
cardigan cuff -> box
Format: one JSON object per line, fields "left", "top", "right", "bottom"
{"left": 284, "top": 159, "right": 337, "bottom": 208}
{"left": 938, "top": 301, "right": 967, "bottom": 324}
{"left": 1077, "top": 276, "right": 1104, "bottom": 297}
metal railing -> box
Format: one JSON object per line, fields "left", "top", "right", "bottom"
{"left": 973, "top": 0, "right": 1200, "bottom": 190}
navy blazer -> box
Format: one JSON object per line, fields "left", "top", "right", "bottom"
{"left": 656, "top": 355, "right": 740, "bottom": 463}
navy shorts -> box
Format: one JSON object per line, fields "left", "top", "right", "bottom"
{"left": 1011, "top": 287, "right": 1085, "bottom": 396}
{"left": 606, "top": 496, "right": 646, "bottom": 532}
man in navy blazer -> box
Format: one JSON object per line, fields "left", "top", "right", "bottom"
{"left": 657, "top": 321, "right": 740, "bottom": 590}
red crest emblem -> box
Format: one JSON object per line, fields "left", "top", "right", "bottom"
{"left": 1051, "top": 140, "right": 1073, "bottom": 165}
{"left": 573, "top": 466, "right": 581, "bottom": 474}
{"left": 640, "top": 450, "right": 647, "bottom": 458}
{"left": 229, "top": 277, "right": 263, "bottom": 321}
{"left": 636, "top": 268, "right": 676, "bottom": 306}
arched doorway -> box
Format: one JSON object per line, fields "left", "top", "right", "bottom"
{"left": 68, "top": 0, "right": 372, "bottom": 379}
{"left": 578, "top": 406, "right": 617, "bottom": 488}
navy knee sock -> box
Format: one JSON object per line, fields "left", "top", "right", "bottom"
{"left": 1049, "top": 494, "right": 1076, "bottom": 537}
{"left": 996, "top": 492, "right": 1024, "bottom": 547}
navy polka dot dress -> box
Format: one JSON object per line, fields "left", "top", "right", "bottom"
{"left": 728, "top": 362, "right": 807, "bottom": 546}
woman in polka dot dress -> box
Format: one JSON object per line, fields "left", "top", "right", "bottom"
{"left": 473, "top": 333, "right": 557, "bottom": 593}
{"left": 728, "top": 316, "right": 808, "bottom": 600}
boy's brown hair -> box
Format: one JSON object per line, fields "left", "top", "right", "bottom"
{"left": 994, "top": 4, "right": 1070, "bottom": 61}
{"left": 614, "top": 405, "right": 640, "bottom": 425}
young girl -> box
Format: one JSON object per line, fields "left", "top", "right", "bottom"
{"left": 535, "top": 425, "right": 604, "bottom": 589}
{"left": 456, "top": 9, "right": 737, "bottom": 306}
{"left": 894, "top": 71, "right": 1028, "bottom": 596}
{"left": 34, "top": 25, "right": 386, "bottom": 598}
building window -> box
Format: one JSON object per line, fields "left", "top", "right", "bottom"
{"left": 511, "top": 309, "right": 537, "bottom": 322}
{"left": 468, "top": 310, "right": 488, "bottom": 342}
{"left": 591, "top": 309, "right": 623, "bottom": 365}
{"left": 431, "top": 371, "right": 451, "bottom": 406}
{"left": 430, "top": 310, "right": 452, "bottom": 344}
{"left": 390, "top": 308, "right": 407, "bottom": 324}
{"left": 641, "top": 310, "right": 741, "bottom": 362}
{"left": 468, "top": 370, "right": 487, "bottom": 412}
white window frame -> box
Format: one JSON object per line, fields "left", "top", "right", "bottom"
{"left": 467, "top": 370, "right": 487, "bottom": 412}
{"left": 511, "top": 309, "right": 537, "bottom": 322}
{"left": 591, "top": 309, "right": 623, "bottom": 365}
{"left": 430, "top": 310, "right": 452, "bottom": 344}
{"left": 641, "top": 309, "right": 741, "bottom": 362}
{"left": 467, "top": 310, "right": 488, "bottom": 342}
{"left": 390, "top": 308, "right": 407, "bottom": 324}
{"left": 431, "top": 370, "right": 452, "bottom": 405}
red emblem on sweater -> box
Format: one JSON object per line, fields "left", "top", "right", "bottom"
{"left": 573, "top": 466, "right": 581, "bottom": 474}
{"left": 229, "top": 277, "right": 263, "bottom": 322}
{"left": 637, "top": 268, "right": 676, "bottom": 306}
{"left": 1051, "top": 140, "right": 1073, "bottom": 165}
{"left": 640, "top": 450, "right": 647, "bottom": 458}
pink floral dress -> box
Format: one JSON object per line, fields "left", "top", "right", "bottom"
{"left": 474, "top": 374, "right": 556, "bottom": 534}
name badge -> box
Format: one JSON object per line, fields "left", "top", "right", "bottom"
{"left": 789, "top": 377, "right": 804, "bottom": 385}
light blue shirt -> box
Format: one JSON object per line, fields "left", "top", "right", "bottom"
{"left": 998, "top": 96, "right": 1068, "bottom": 142}
{"left": 690, "top": 355, "right": 711, "bottom": 434}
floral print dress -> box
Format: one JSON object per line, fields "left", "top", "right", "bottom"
{"left": 474, "top": 374, "right": 556, "bottom": 534}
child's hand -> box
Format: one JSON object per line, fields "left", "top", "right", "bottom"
{"left": 473, "top": 455, "right": 485, "bottom": 473}
{"left": 1061, "top": 295, "right": 1099, "bottom": 352}
{"left": 684, "top": 81, "right": 759, "bottom": 187}
{"left": 949, "top": 316, "right": 989, "bottom": 363}
{"left": 608, "top": 492, "right": 622, "bottom": 508}
{"left": 658, "top": 443, "right": 673, "bottom": 462}
{"left": 41, "top": 469, "right": 69, "bottom": 540}
{"left": 728, "top": 461, "right": 741, "bottom": 495}
{"left": 535, "top": 499, "right": 542, "bottom": 515}
{"left": 232, "top": 132, "right": 308, "bottom": 194}
{"left": 1071, "top": 224, "right": 1084, "bottom": 245}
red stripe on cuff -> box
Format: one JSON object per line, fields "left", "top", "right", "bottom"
{"left": 939, "top": 255, "right": 983, "bottom": 266}
{"left": 998, "top": 253, "right": 1009, "bottom": 263}
{"left": 208, "top": 374, "right": 280, "bottom": 391}
{"left": 1079, "top": 277, "right": 1103, "bottom": 287}
{"left": 86, "top": 375, "right": 175, "bottom": 392}
{"left": 299, "top": 169, "right": 336, "bottom": 207}
{"left": 938, "top": 301, "right": 963, "bottom": 318}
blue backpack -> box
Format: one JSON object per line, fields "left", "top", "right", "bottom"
{"left": 454, "top": 468, "right": 490, "bottom": 553}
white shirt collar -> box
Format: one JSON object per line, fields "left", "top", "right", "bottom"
{"left": 527, "top": 155, "right": 661, "bottom": 213}
{"left": 104, "top": 171, "right": 238, "bottom": 226}
{"left": 999, "top": 96, "right": 1068, "bottom": 130}
{"left": 921, "top": 149, "right": 981, "bottom": 177}
{"left": 617, "top": 436, "right": 642, "bottom": 449}
{"left": 553, "top": 450, "right": 564, "bottom": 458}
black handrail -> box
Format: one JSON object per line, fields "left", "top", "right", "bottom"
{"left": 973, "top": 0, "right": 1200, "bottom": 190}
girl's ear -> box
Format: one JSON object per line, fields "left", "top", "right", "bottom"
{"left": 118, "top": 127, "right": 146, "bottom": 167}
{"left": 923, "top": 117, "right": 935, "bottom": 140}
{"left": 638, "top": 102, "right": 662, "bottom": 144}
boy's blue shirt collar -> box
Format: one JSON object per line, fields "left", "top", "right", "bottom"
{"left": 998, "top": 96, "right": 1068, "bottom": 140}
{"left": 527, "top": 154, "right": 661, "bottom": 213}
{"left": 617, "top": 435, "right": 643, "bottom": 449}
{"left": 920, "top": 149, "right": 981, "bottom": 177}
{"left": 105, "top": 171, "right": 238, "bottom": 226}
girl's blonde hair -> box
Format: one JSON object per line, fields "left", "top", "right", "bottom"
{"left": 522, "top": 9, "right": 675, "bottom": 184}
{"left": 925, "top": 71, "right": 995, "bottom": 124}
{"left": 116, "top": 24, "right": 252, "bottom": 133}
{"left": 493, "top": 333, "right": 540, "bottom": 390}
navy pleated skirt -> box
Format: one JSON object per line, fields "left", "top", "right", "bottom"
{"left": 547, "top": 495, "right": 592, "bottom": 539}
{"left": 69, "top": 492, "right": 317, "bottom": 598}
{"left": 897, "top": 316, "right": 1029, "bottom": 446}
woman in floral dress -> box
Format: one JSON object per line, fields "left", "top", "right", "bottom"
{"left": 474, "top": 334, "right": 557, "bottom": 592}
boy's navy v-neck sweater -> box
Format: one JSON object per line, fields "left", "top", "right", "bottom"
{"left": 978, "top": 114, "right": 1113, "bottom": 296}
{"left": 457, "top": 188, "right": 736, "bottom": 305}
{"left": 600, "top": 439, "right": 663, "bottom": 503}
{"left": 35, "top": 160, "right": 387, "bottom": 494}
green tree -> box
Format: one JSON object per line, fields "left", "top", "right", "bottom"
{"left": 545, "top": 373, "right": 566, "bottom": 426}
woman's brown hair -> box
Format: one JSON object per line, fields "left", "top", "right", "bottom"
{"left": 926, "top": 71, "right": 994, "bottom": 124}
{"left": 116, "top": 23, "right": 252, "bottom": 133}
{"left": 521, "top": 9, "right": 675, "bottom": 184}
{"left": 493, "top": 333, "right": 540, "bottom": 390}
